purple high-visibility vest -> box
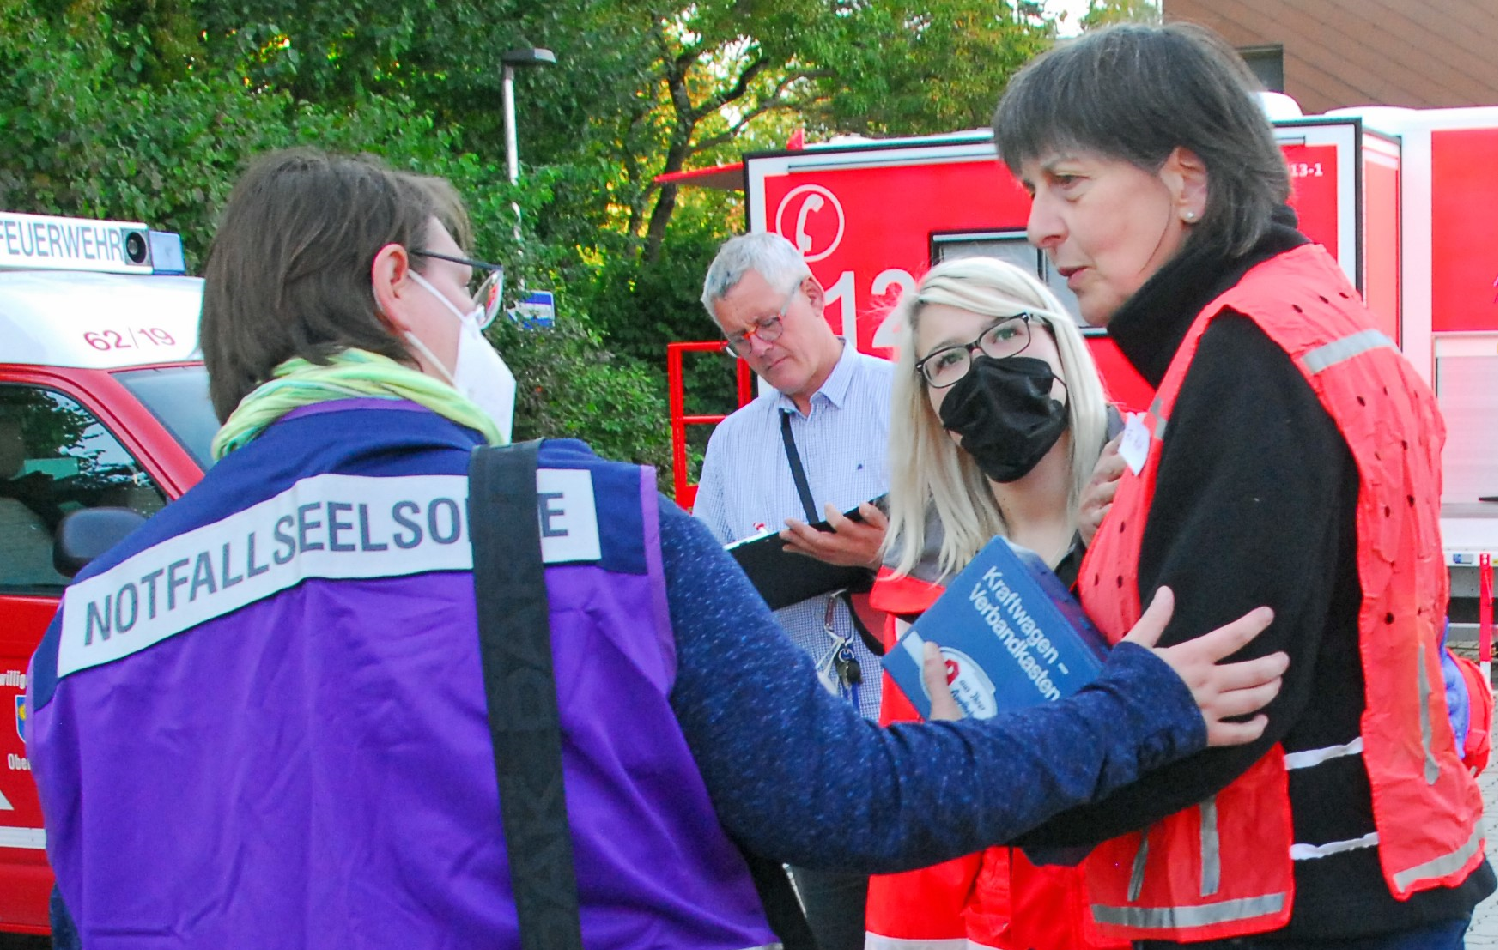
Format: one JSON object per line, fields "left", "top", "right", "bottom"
{"left": 28, "top": 405, "right": 777, "bottom": 949}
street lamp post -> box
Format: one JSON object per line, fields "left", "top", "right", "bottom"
{"left": 500, "top": 47, "right": 557, "bottom": 186}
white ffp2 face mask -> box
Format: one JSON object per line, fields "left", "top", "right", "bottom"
{"left": 404, "top": 271, "right": 517, "bottom": 443}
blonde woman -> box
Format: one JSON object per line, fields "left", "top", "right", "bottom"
{"left": 866, "top": 256, "right": 1124, "bottom": 950}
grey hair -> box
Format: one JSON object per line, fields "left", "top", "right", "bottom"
{"left": 885, "top": 257, "right": 1111, "bottom": 579}
{"left": 700, "top": 232, "right": 813, "bottom": 319}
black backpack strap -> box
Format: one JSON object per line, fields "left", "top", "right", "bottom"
{"left": 468, "top": 440, "right": 585, "bottom": 950}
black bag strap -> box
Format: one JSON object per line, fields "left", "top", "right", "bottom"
{"left": 778, "top": 410, "right": 820, "bottom": 523}
{"left": 779, "top": 411, "right": 883, "bottom": 656}
{"left": 737, "top": 845, "right": 818, "bottom": 950}
{"left": 468, "top": 440, "right": 585, "bottom": 950}
{"left": 471, "top": 442, "right": 816, "bottom": 947}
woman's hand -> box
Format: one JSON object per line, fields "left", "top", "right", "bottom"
{"left": 922, "top": 641, "right": 965, "bottom": 721}
{"left": 1078, "top": 434, "right": 1125, "bottom": 547}
{"left": 919, "top": 588, "right": 1284, "bottom": 741}
{"left": 1121, "top": 587, "right": 1286, "bottom": 747}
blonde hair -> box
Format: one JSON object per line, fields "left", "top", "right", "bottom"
{"left": 885, "top": 257, "right": 1111, "bottom": 578}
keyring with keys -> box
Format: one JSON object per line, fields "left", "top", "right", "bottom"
{"left": 813, "top": 594, "right": 862, "bottom": 703}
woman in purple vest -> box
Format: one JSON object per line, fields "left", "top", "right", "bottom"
{"left": 29, "top": 148, "right": 1287, "bottom": 950}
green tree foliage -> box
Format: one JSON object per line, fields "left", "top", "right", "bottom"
{"left": 534, "top": 0, "right": 1060, "bottom": 402}
{"left": 488, "top": 306, "right": 676, "bottom": 481}
{"left": 804, "top": 0, "right": 1056, "bottom": 136}
{"left": 0, "top": 0, "right": 1060, "bottom": 488}
{"left": 548, "top": 0, "right": 1059, "bottom": 261}
{"left": 1079, "top": 0, "right": 1162, "bottom": 30}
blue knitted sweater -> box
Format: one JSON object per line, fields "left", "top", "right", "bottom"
{"left": 656, "top": 500, "right": 1204, "bottom": 872}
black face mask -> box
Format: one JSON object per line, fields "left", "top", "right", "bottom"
{"left": 937, "top": 355, "right": 1068, "bottom": 483}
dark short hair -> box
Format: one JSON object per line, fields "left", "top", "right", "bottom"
{"left": 992, "top": 22, "right": 1289, "bottom": 258}
{"left": 200, "top": 149, "right": 472, "bottom": 421}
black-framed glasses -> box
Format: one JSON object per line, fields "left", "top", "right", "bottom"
{"left": 411, "top": 249, "right": 506, "bottom": 328}
{"left": 724, "top": 285, "right": 799, "bottom": 359}
{"left": 914, "top": 313, "right": 1040, "bottom": 388}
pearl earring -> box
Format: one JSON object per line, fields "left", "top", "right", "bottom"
{"left": 1183, "top": 210, "right": 1197, "bottom": 222}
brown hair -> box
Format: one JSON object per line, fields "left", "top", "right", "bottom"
{"left": 200, "top": 149, "right": 472, "bottom": 421}
{"left": 993, "top": 23, "right": 1289, "bottom": 258}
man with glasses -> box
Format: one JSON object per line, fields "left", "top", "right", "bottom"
{"left": 694, "top": 232, "right": 893, "bottom": 950}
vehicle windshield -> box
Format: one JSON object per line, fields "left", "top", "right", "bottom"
{"left": 112, "top": 365, "right": 220, "bottom": 471}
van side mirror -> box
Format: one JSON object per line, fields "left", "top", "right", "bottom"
{"left": 54, "top": 508, "right": 147, "bottom": 579}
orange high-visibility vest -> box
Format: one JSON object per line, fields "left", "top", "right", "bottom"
{"left": 1078, "top": 244, "right": 1485, "bottom": 943}
{"left": 864, "top": 570, "right": 1124, "bottom": 950}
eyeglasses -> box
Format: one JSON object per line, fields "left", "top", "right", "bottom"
{"left": 410, "top": 249, "right": 506, "bottom": 328}
{"left": 724, "top": 286, "right": 798, "bottom": 359}
{"left": 914, "top": 313, "right": 1040, "bottom": 388}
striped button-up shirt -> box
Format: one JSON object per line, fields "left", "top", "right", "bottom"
{"left": 694, "top": 342, "right": 892, "bottom": 719}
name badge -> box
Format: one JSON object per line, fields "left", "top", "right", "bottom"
{"left": 1119, "top": 412, "right": 1152, "bottom": 476}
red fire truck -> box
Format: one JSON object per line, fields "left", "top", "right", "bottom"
{"left": 0, "top": 211, "right": 214, "bottom": 934}
{"left": 665, "top": 100, "right": 1498, "bottom": 646}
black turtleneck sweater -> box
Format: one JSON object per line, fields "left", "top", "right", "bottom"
{"left": 1016, "top": 222, "right": 1495, "bottom": 942}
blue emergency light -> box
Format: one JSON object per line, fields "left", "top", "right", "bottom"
{"left": 148, "top": 230, "right": 187, "bottom": 275}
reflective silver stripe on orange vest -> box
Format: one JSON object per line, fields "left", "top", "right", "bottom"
{"left": 1392, "top": 823, "right": 1485, "bottom": 892}
{"left": 863, "top": 936, "right": 967, "bottom": 950}
{"left": 1415, "top": 647, "right": 1440, "bottom": 784}
{"left": 1091, "top": 893, "right": 1288, "bottom": 931}
{"left": 1300, "top": 329, "right": 1396, "bottom": 375}
{"left": 1199, "top": 796, "right": 1221, "bottom": 897}
{"left": 1283, "top": 736, "right": 1364, "bottom": 769}
{"left": 1300, "top": 324, "right": 1440, "bottom": 786}
{"left": 1128, "top": 827, "right": 1152, "bottom": 902}
{"left": 1154, "top": 328, "right": 1394, "bottom": 434}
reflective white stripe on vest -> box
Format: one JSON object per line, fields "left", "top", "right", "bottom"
{"left": 57, "top": 470, "right": 600, "bottom": 679}
{"left": 1300, "top": 329, "right": 1396, "bottom": 374}
{"left": 1148, "top": 397, "right": 1169, "bottom": 443}
{"left": 1415, "top": 648, "right": 1440, "bottom": 784}
{"left": 1392, "top": 823, "right": 1486, "bottom": 892}
{"left": 1199, "top": 796, "right": 1221, "bottom": 897}
{"left": 1283, "top": 736, "right": 1364, "bottom": 770}
{"left": 1290, "top": 832, "right": 1379, "bottom": 860}
{"left": 1091, "top": 893, "right": 1288, "bottom": 931}
{"left": 0, "top": 825, "right": 46, "bottom": 850}
{"left": 864, "top": 936, "right": 969, "bottom": 950}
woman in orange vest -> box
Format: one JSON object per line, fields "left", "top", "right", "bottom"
{"left": 986, "top": 21, "right": 1494, "bottom": 949}
{"left": 866, "top": 255, "right": 1128, "bottom": 950}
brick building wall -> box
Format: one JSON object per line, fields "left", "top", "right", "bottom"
{"left": 1164, "top": 0, "right": 1498, "bottom": 113}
